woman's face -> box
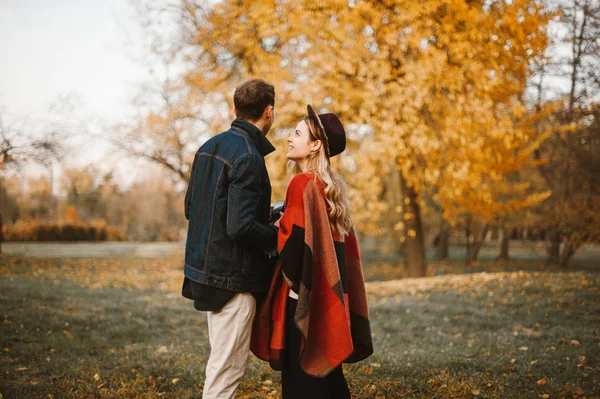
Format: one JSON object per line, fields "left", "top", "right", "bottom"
{"left": 286, "top": 120, "right": 315, "bottom": 161}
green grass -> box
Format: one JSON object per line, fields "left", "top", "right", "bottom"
{"left": 1, "top": 256, "right": 599, "bottom": 398}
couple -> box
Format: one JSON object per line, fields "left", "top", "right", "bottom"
{"left": 182, "top": 78, "right": 373, "bottom": 399}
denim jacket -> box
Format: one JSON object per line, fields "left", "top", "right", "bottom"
{"left": 184, "top": 118, "right": 278, "bottom": 292}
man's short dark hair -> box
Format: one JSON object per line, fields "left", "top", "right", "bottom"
{"left": 233, "top": 79, "right": 275, "bottom": 121}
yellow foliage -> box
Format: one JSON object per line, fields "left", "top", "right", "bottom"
{"left": 63, "top": 206, "right": 81, "bottom": 223}
{"left": 151, "top": 0, "right": 557, "bottom": 232}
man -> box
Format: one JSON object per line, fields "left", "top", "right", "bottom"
{"left": 182, "top": 79, "right": 279, "bottom": 398}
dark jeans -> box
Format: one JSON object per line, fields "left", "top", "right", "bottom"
{"left": 281, "top": 298, "right": 351, "bottom": 399}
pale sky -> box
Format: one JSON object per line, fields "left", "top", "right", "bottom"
{"left": 0, "top": 0, "right": 155, "bottom": 187}
{"left": 0, "top": 0, "right": 146, "bottom": 120}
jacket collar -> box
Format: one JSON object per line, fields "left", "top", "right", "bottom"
{"left": 231, "top": 118, "right": 276, "bottom": 157}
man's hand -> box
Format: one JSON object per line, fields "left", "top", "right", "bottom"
{"left": 274, "top": 213, "right": 284, "bottom": 229}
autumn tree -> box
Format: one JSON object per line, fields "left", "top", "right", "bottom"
{"left": 0, "top": 112, "right": 62, "bottom": 253}
{"left": 532, "top": 0, "right": 600, "bottom": 266}
{"left": 115, "top": 0, "right": 232, "bottom": 184}
{"left": 131, "top": 0, "right": 555, "bottom": 275}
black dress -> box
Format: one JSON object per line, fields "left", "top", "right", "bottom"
{"left": 281, "top": 297, "right": 351, "bottom": 399}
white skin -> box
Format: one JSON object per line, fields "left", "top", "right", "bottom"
{"left": 286, "top": 120, "right": 322, "bottom": 172}
{"left": 274, "top": 120, "right": 323, "bottom": 229}
{"left": 234, "top": 105, "right": 274, "bottom": 136}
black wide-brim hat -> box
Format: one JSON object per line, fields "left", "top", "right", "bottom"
{"left": 307, "top": 104, "right": 346, "bottom": 157}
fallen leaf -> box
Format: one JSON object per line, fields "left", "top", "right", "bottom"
{"left": 537, "top": 378, "right": 547, "bottom": 386}
{"left": 471, "top": 389, "right": 481, "bottom": 395}
{"left": 539, "top": 395, "right": 549, "bottom": 398}
{"left": 575, "top": 387, "right": 585, "bottom": 395}
{"left": 62, "top": 330, "right": 74, "bottom": 340}
{"left": 518, "top": 346, "right": 528, "bottom": 351}
{"left": 371, "top": 362, "right": 381, "bottom": 368}
{"left": 171, "top": 378, "right": 180, "bottom": 385}
{"left": 571, "top": 339, "right": 580, "bottom": 345}
{"left": 93, "top": 373, "right": 100, "bottom": 382}
{"left": 15, "top": 367, "right": 27, "bottom": 371}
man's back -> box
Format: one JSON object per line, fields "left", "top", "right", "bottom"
{"left": 181, "top": 78, "right": 278, "bottom": 399}
{"left": 184, "top": 119, "right": 277, "bottom": 293}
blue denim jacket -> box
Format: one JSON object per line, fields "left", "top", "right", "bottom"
{"left": 184, "top": 119, "right": 278, "bottom": 292}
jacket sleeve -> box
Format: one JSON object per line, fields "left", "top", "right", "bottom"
{"left": 184, "top": 152, "right": 200, "bottom": 221}
{"left": 226, "top": 153, "right": 278, "bottom": 251}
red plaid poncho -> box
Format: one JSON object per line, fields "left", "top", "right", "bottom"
{"left": 250, "top": 172, "right": 373, "bottom": 377}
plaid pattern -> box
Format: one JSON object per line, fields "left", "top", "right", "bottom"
{"left": 251, "top": 173, "right": 373, "bottom": 377}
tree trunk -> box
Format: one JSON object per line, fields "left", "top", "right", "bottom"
{"left": 465, "top": 215, "right": 472, "bottom": 265}
{"left": 559, "top": 236, "right": 586, "bottom": 268}
{"left": 399, "top": 173, "right": 427, "bottom": 278}
{"left": 498, "top": 221, "right": 510, "bottom": 261}
{"left": 437, "top": 219, "right": 450, "bottom": 260}
{"left": 547, "top": 229, "right": 560, "bottom": 265}
{"left": 468, "top": 223, "right": 489, "bottom": 264}
{"left": 0, "top": 213, "right": 4, "bottom": 255}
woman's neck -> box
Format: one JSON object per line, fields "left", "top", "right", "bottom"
{"left": 297, "top": 159, "right": 308, "bottom": 172}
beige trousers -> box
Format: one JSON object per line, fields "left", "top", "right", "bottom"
{"left": 203, "top": 292, "right": 256, "bottom": 399}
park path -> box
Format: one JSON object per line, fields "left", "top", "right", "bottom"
{"left": 2, "top": 241, "right": 599, "bottom": 263}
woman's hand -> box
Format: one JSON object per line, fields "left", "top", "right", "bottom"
{"left": 274, "top": 213, "right": 284, "bottom": 229}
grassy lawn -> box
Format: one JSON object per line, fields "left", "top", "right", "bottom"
{"left": 1, "top": 255, "right": 598, "bottom": 398}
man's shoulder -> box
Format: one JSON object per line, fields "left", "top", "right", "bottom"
{"left": 197, "top": 129, "right": 256, "bottom": 164}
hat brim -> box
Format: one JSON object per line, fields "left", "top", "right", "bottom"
{"left": 307, "top": 104, "right": 318, "bottom": 122}
{"left": 307, "top": 104, "right": 330, "bottom": 157}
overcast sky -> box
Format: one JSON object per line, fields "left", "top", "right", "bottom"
{"left": 0, "top": 0, "right": 147, "bottom": 119}
{"left": 0, "top": 0, "right": 156, "bottom": 186}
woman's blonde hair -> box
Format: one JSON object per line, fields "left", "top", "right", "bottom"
{"left": 288, "top": 116, "right": 353, "bottom": 236}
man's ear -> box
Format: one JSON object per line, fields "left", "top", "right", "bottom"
{"left": 233, "top": 107, "right": 237, "bottom": 117}
{"left": 264, "top": 105, "right": 273, "bottom": 120}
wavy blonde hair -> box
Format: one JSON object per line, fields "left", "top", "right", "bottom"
{"left": 288, "top": 116, "right": 353, "bottom": 236}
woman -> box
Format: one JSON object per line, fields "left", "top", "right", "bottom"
{"left": 251, "top": 105, "right": 373, "bottom": 398}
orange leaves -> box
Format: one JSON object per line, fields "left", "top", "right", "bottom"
{"left": 537, "top": 377, "right": 547, "bottom": 386}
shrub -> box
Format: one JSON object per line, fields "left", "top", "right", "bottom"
{"left": 4, "top": 220, "right": 127, "bottom": 242}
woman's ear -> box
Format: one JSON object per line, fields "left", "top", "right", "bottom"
{"left": 311, "top": 140, "right": 322, "bottom": 152}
